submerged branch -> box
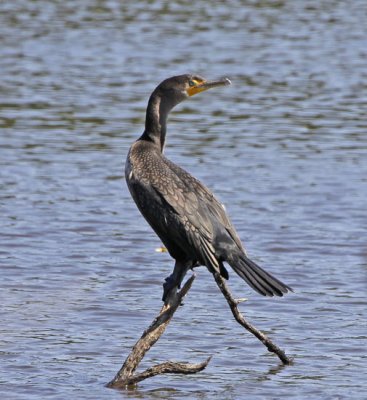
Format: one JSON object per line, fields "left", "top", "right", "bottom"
{"left": 111, "top": 357, "right": 212, "bottom": 388}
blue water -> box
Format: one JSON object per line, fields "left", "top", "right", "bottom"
{"left": 1, "top": 1, "right": 366, "bottom": 399}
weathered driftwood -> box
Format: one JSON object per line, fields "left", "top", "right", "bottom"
{"left": 107, "top": 274, "right": 210, "bottom": 388}
{"left": 108, "top": 271, "right": 291, "bottom": 389}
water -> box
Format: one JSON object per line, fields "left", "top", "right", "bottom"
{"left": 1, "top": 1, "right": 366, "bottom": 398}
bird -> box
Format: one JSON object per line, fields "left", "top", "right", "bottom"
{"left": 125, "top": 74, "right": 292, "bottom": 303}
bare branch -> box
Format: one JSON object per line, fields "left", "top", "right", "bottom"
{"left": 212, "top": 272, "right": 293, "bottom": 365}
{"left": 107, "top": 271, "right": 293, "bottom": 390}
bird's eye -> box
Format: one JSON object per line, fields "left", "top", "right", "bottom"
{"left": 189, "top": 80, "right": 195, "bottom": 87}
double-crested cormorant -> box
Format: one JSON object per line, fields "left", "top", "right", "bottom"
{"left": 125, "top": 74, "right": 292, "bottom": 302}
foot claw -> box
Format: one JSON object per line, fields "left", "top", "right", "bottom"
{"left": 162, "top": 275, "right": 177, "bottom": 302}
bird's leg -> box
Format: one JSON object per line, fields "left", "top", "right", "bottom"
{"left": 162, "top": 260, "right": 191, "bottom": 304}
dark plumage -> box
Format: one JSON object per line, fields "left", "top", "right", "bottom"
{"left": 125, "top": 74, "right": 292, "bottom": 302}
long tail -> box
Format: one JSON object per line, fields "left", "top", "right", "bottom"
{"left": 226, "top": 253, "right": 293, "bottom": 297}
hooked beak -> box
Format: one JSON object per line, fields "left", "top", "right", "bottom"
{"left": 186, "top": 77, "right": 231, "bottom": 97}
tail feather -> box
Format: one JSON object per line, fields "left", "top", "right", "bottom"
{"left": 227, "top": 253, "right": 292, "bottom": 297}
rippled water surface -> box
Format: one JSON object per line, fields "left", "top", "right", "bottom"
{"left": 1, "top": 1, "right": 367, "bottom": 399}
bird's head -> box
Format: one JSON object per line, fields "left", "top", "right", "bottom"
{"left": 153, "top": 74, "right": 231, "bottom": 110}
{"left": 144, "top": 74, "right": 231, "bottom": 147}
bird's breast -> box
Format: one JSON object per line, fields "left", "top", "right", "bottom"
{"left": 125, "top": 151, "right": 135, "bottom": 185}
{"left": 126, "top": 142, "right": 172, "bottom": 188}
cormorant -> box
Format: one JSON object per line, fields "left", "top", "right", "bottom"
{"left": 125, "top": 74, "right": 292, "bottom": 303}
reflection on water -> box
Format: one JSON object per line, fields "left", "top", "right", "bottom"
{"left": 1, "top": 1, "right": 366, "bottom": 399}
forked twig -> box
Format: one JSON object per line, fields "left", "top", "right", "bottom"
{"left": 107, "top": 274, "right": 210, "bottom": 388}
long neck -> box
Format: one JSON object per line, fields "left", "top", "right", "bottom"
{"left": 141, "top": 92, "right": 171, "bottom": 152}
